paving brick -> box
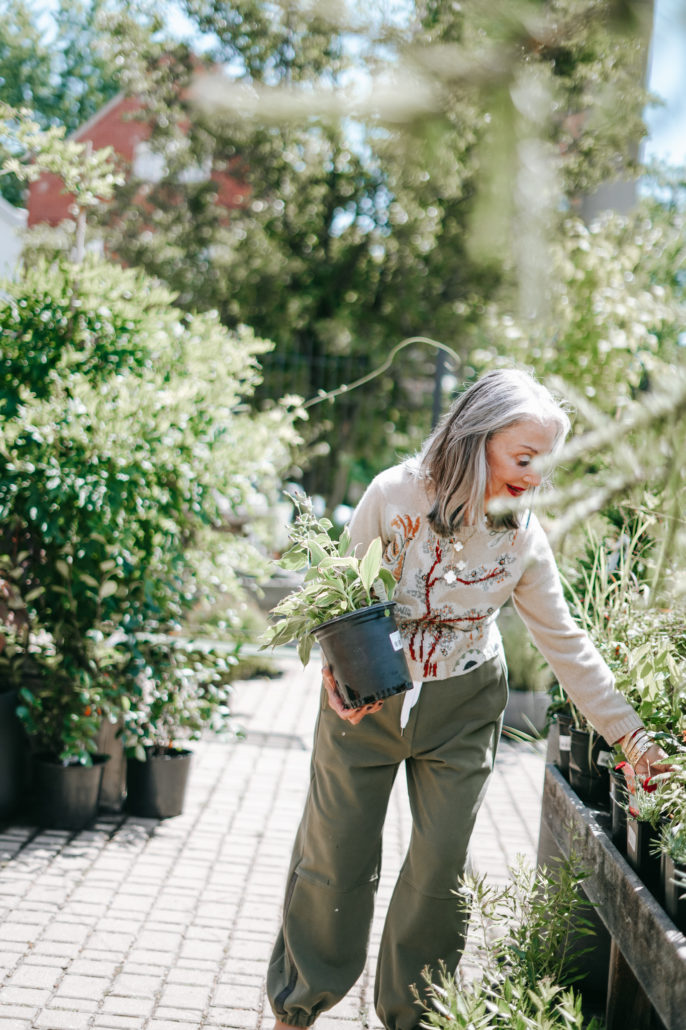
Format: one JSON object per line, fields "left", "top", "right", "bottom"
{"left": 0, "top": 658, "right": 546, "bottom": 1030}
{"left": 33, "top": 1009, "right": 91, "bottom": 1029}
{"left": 69, "top": 951, "right": 119, "bottom": 976}
{"left": 213, "top": 982, "right": 263, "bottom": 1008}
{"left": 6, "top": 966, "right": 62, "bottom": 990}
{"left": 50, "top": 995, "right": 100, "bottom": 1013}
{"left": 157, "top": 983, "right": 211, "bottom": 1009}
{"left": 205, "top": 1006, "right": 260, "bottom": 1027}
{"left": 0, "top": 986, "right": 51, "bottom": 1007}
{"left": 153, "top": 1008, "right": 204, "bottom": 1024}
{"left": 0, "top": 1009, "right": 39, "bottom": 1024}
{"left": 101, "top": 994, "right": 155, "bottom": 1017}
{"left": 110, "top": 971, "right": 162, "bottom": 996}
{"left": 53, "top": 974, "right": 110, "bottom": 1000}
{"left": 92, "top": 1017, "right": 148, "bottom": 1030}
{"left": 0, "top": 924, "right": 39, "bottom": 944}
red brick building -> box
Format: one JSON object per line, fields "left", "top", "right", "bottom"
{"left": 28, "top": 85, "right": 247, "bottom": 227}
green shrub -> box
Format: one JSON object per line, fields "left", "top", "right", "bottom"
{"left": 0, "top": 255, "right": 302, "bottom": 762}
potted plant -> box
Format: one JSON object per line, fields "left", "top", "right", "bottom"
{"left": 546, "top": 684, "right": 575, "bottom": 779}
{"left": 120, "top": 636, "right": 236, "bottom": 818}
{"left": 421, "top": 855, "right": 604, "bottom": 1030}
{"left": 624, "top": 771, "right": 665, "bottom": 898}
{"left": 609, "top": 760, "right": 630, "bottom": 851}
{"left": 650, "top": 756, "right": 686, "bottom": 931}
{"left": 12, "top": 631, "right": 124, "bottom": 830}
{"left": 262, "top": 496, "right": 412, "bottom": 709}
{"left": 0, "top": 566, "right": 32, "bottom": 820}
{"left": 566, "top": 715, "right": 612, "bottom": 805}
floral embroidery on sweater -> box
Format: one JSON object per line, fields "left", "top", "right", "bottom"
{"left": 398, "top": 532, "right": 512, "bottom": 678}
{"left": 383, "top": 513, "right": 421, "bottom": 582}
{"left": 443, "top": 552, "right": 516, "bottom": 590}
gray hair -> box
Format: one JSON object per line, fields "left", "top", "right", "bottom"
{"left": 419, "top": 368, "right": 571, "bottom": 534}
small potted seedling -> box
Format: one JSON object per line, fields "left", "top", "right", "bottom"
{"left": 263, "top": 496, "right": 412, "bottom": 709}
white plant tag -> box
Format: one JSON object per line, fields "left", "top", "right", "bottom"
{"left": 559, "top": 735, "right": 571, "bottom": 752}
{"left": 597, "top": 751, "right": 613, "bottom": 768}
{"left": 389, "top": 631, "right": 403, "bottom": 652}
{"left": 627, "top": 821, "right": 637, "bottom": 852}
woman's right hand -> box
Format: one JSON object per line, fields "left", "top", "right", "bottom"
{"left": 322, "top": 665, "right": 384, "bottom": 725}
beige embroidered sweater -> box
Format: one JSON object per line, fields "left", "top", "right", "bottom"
{"left": 348, "top": 461, "right": 642, "bottom": 745}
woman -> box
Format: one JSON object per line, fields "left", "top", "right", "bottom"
{"left": 267, "top": 368, "right": 668, "bottom": 1030}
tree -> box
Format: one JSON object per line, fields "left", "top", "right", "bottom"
{"left": 0, "top": 0, "right": 120, "bottom": 205}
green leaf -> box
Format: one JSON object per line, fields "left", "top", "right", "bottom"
{"left": 374, "top": 568, "right": 397, "bottom": 602}
{"left": 358, "top": 537, "right": 383, "bottom": 599}
{"left": 98, "top": 580, "right": 118, "bottom": 600}
{"left": 298, "top": 634, "right": 314, "bottom": 666}
{"left": 308, "top": 540, "right": 329, "bottom": 565}
{"left": 56, "top": 559, "right": 71, "bottom": 579}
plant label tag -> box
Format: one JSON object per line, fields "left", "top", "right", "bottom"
{"left": 389, "top": 631, "right": 403, "bottom": 652}
{"left": 559, "top": 735, "right": 571, "bottom": 752}
{"left": 597, "top": 751, "right": 613, "bottom": 768}
{"left": 627, "top": 821, "right": 637, "bottom": 852}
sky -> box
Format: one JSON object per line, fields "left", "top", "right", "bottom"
{"left": 642, "top": 0, "right": 686, "bottom": 165}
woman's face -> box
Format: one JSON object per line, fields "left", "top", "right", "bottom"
{"left": 484, "top": 418, "right": 557, "bottom": 506}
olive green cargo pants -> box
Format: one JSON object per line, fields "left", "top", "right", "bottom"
{"left": 267, "top": 655, "right": 508, "bottom": 1030}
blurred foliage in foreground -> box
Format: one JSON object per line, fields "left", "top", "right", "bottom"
{"left": 9, "top": 0, "right": 653, "bottom": 505}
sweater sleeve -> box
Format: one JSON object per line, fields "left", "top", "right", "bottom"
{"left": 512, "top": 522, "right": 643, "bottom": 745}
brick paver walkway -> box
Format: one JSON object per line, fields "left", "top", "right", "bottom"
{"left": 0, "top": 655, "right": 545, "bottom": 1030}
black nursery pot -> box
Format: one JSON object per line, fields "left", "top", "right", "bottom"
{"left": 126, "top": 747, "right": 193, "bottom": 819}
{"left": 312, "top": 602, "right": 413, "bottom": 710}
{"left": 609, "top": 767, "right": 629, "bottom": 850}
{"left": 31, "top": 753, "right": 109, "bottom": 831}
{"left": 663, "top": 855, "right": 686, "bottom": 934}
{"left": 626, "top": 814, "right": 662, "bottom": 899}
{"left": 569, "top": 728, "right": 612, "bottom": 804}
{"left": 0, "top": 689, "right": 30, "bottom": 821}
{"left": 554, "top": 713, "right": 574, "bottom": 779}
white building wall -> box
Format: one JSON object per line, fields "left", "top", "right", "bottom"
{"left": 0, "top": 197, "right": 27, "bottom": 280}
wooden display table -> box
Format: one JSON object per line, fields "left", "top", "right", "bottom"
{"left": 537, "top": 763, "right": 686, "bottom": 1030}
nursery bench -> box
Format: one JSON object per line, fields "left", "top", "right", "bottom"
{"left": 537, "top": 763, "right": 686, "bottom": 1030}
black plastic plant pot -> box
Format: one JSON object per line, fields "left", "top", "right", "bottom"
{"left": 609, "top": 767, "right": 629, "bottom": 850}
{"left": 31, "top": 753, "right": 109, "bottom": 831}
{"left": 555, "top": 713, "right": 574, "bottom": 779}
{"left": 663, "top": 855, "right": 686, "bottom": 934}
{"left": 312, "top": 602, "right": 413, "bottom": 710}
{"left": 568, "top": 728, "right": 612, "bottom": 804}
{"left": 0, "top": 690, "right": 30, "bottom": 820}
{"left": 626, "top": 815, "right": 662, "bottom": 899}
{"left": 126, "top": 747, "right": 193, "bottom": 819}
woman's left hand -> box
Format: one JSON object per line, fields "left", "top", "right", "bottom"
{"left": 633, "top": 742, "right": 671, "bottom": 780}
